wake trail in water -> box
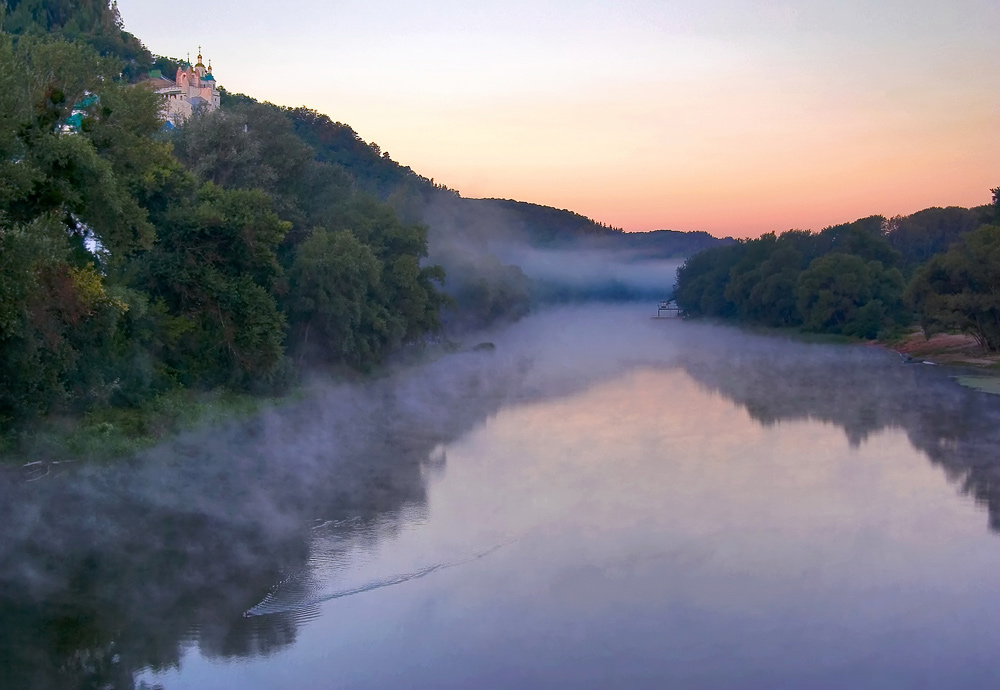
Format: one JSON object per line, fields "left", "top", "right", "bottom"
{"left": 244, "top": 540, "right": 513, "bottom": 617}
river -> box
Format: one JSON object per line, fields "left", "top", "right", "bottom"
{"left": 3, "top": 304, "right": 1000, "bottom": 689}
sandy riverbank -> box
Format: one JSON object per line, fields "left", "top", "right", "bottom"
{"left": 873, "top": 329, "right": 1000, "bottom": 394}
{"left": 878, "top": 330, "right": 999, "bottom": 368}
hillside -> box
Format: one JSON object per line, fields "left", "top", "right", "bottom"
{"left": 281, "top": 104, "right": 726, "bottom": 254}
{"left": 575, "top": 228, "right": 734, "bottom": 258}
{"left": 0, "top": 0, "right": 735, "bottom": 436}
{"left": 1, "top": 0, "right": 178, "bottom": 79}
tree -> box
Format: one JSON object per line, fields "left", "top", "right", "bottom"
{"left": 289, "top": 228, "right": 390, "bottom": 367}
{"left": 745, "top": 239, "right": 805, "bottom": 326}
{"left": 796, "top": 253, "right": 905, "bottom": 337}
{"left": 0, "top": 215, "right": 130, "bottom": 423}
{"left": 0, "top": 34, "right": 174, "bottom": 424}
{"left": 908, "top": 224, "right": 1000, "bottom": 351}
{"left": 3, "top": 0, "right": 158, "bottom": 80}
{"left": 885, "top": 207, "right": 982, "bottom": 273}
{"left": 0, "top": 35, "right": 166, "bottom": 259}
{"left": 168, "top": 95, "right": 446, "bottom": 371}
{"left": 0, "top": 11, "right": 451, "bottom": 429}
{"left": 818, "top": 215, "right": 899, "bottom": 266}
{"left": 674, "top": 243, "right": 744, "bottom": 318}
{"left": 135, "top": 184, "right": 290, "bottom": 386}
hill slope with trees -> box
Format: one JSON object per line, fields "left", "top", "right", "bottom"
{"left": 675, "top": 198, "right": 1000, "bottom": 343}
{"left": 0, "top": 27, "right": 443, "bottom": 436}
{"left": 0, "top": 0, "right": 734, "bottom": 442}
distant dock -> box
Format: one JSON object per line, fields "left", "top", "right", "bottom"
{"left": 655, "top": 300, "right": 680, "bottom": 318}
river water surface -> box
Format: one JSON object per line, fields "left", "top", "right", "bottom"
{"left": 4, "top": 304, "right": 1000, "bottom": 689}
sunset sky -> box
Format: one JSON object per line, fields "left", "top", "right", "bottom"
{"left": 117, "top": 0, "right": 999, "bottom": 237}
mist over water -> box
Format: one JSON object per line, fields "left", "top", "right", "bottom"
{"left": 495, "top": 244, "right": 682, "bottom": 300}
{"left": 5, "top": 304, "right": 1000, "bottom": 689}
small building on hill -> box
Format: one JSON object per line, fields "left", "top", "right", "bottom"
{"left": 144, "top": 48, "right": 220, "bottom": 123}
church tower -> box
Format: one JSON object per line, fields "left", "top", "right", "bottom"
{"left": 146, "top": 47, "right": 221, "bottom": 124}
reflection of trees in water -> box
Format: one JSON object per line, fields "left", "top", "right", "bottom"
{"left": 0, "top": 350, "right": 522, "bottom": 690}
{"left": 11, "top": 316, "right": 998, "bottom": 690}
{"left": 679, "top": 337, "right": 1000, "bottom": 530}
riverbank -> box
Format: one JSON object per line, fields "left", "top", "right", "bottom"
{"left": 0, "top": 336, "right": 493, "bottom": 465}
{"left": 0, "top": 388, "right": 287, "bottom": 466}
{"left": 874, "top": 329, "right": 1000, "bottom": 395}
{"left": 677, "top": 317, "right": 1000, "bottom": 392}
{"left": 876, "top": 329, "right": 1000, "bottom": 368}
{"left": 12, "top": 302, "right": 1000, "bottom": 690}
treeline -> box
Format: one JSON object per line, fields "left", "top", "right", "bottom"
{"left": 580, "top": 228, "right": 732, "bottom": 259}
{"left": 465, "top": 199, "right": 623, "bottom": 246}
{"left": 675, "top": 199, "right": 1000, "bottom": 347}
{"left": 1, "top": 0, "right": 180, "bottom": 79}
{"left": 0, "top": 32, "right": 445, "bottom": 429}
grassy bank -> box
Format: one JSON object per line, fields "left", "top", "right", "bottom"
{"left": 0, "top": 387, "right": 288, "bottom": 465}
{"left": 744, "top": 324, "right": 863, "bottom": 346}
{"left": 0, "top": 338, "right": 476, "bottom": 466}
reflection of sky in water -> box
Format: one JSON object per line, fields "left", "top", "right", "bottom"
{"left": 143, "top": 362, "right": 1000, "bottom": 690}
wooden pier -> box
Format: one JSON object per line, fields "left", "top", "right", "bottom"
{"left": 655, "top": 300, "right": 680, "bottom": 318}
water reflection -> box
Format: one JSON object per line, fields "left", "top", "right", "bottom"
{"left": 148, "top": 343, "right": 1000, "bottom": 690}
{"left": 0, "top": 347, "right": 523, "bottom": 690}
{"left": 676, "top": 334, "right": 1000, "bottom": 530}
{"left": 4, "top": 305, "right": 1000, "bottom": 690}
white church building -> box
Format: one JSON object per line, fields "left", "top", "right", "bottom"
{"left": 145, "top": 48, "right": 220, "bottom": 123}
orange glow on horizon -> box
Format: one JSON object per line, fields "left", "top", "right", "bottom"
{"left": 119, "top": 0, "right": 1000, "bottom": 239}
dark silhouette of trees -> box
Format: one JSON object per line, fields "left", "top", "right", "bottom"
{"left": 908, "top": 224, "right": 1000, "bottom": 351}
{"left": 674, "top": 202, "right": 1000, "bottom": 341}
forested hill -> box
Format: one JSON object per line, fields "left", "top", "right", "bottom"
{"left": 460, "top": 198, "right": 621, "bottom": 245}
{"left": 0, "top": 0, "right": 726, "bottom": 437}
{"left": 280, "top": 104, "right": 440, "bottom": 202}
{"left": 277, "top": 102, "right": 728, "bottom": 254}
{"left": 0, "top": 18, "right": 446, "bottom": 434}
{"left": 675, "top": 201, "right": 1000, "bottom": 346}
{"left": 1, "top": 0, "right": 179, "bottom": 79}
{"left": 575, "top": 228, "right": 733, "bottom": 258}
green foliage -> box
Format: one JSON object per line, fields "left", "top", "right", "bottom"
{"left": 287, "top": 219, "right": 445, "bottom": 367}
{"left": 886, "top": 206, "right": 983, "bottom": 274}
{"left": 796, "top": 254, "right": 905, "bottom": 338}
{"left": 134, "top": 183, "right": 289, "bottom": 387}
{"left": 465, "top": 198, "right": 623, "bottom": 246}
{"left": 172, "top": 103, "right": 320, "bottom": 208}
{"left": 439, "top": 253, "right": 531, "bottom": 329}
{"left": 170, "top": 101, "right": 445, "bottom": 368}
{"left": 287, "top": 107, "right": 431, "bottom": 199}
{"left": 674, "top": 243, "right": 744, "bottom": 318}
{"left": 382, "top": 253, "right": 446, "bottom": 340}
{"left": 0, "top": 35, "right": 159, "bottom": 257}
{"left": 908, "top": 224, "right": 1000, "bottom": 351}
{"left": 3, "top": 0, "right": 157, "bottom": 80}
{"left": 2, "top": 386, "right": 278, "bottom": 462}
{"left": 579, "top": 228, "right": 729, "bottom": 258}
{"left": 676, "top": 214, "right": 910, "bottom": 338}
{"left": 0, "top": 29, "right": 445, "bottom": 435}
{"left": 289, "top": 228, "right": 390, "bottom": 366}
{"left": 0, "top": 33, "right": 165, "bottom": 421}
{"left": 817, "top": 216, "right": 896, "bottom": 264}
{"left": 0, "top": 215, "right": 129, "bottom": 423}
